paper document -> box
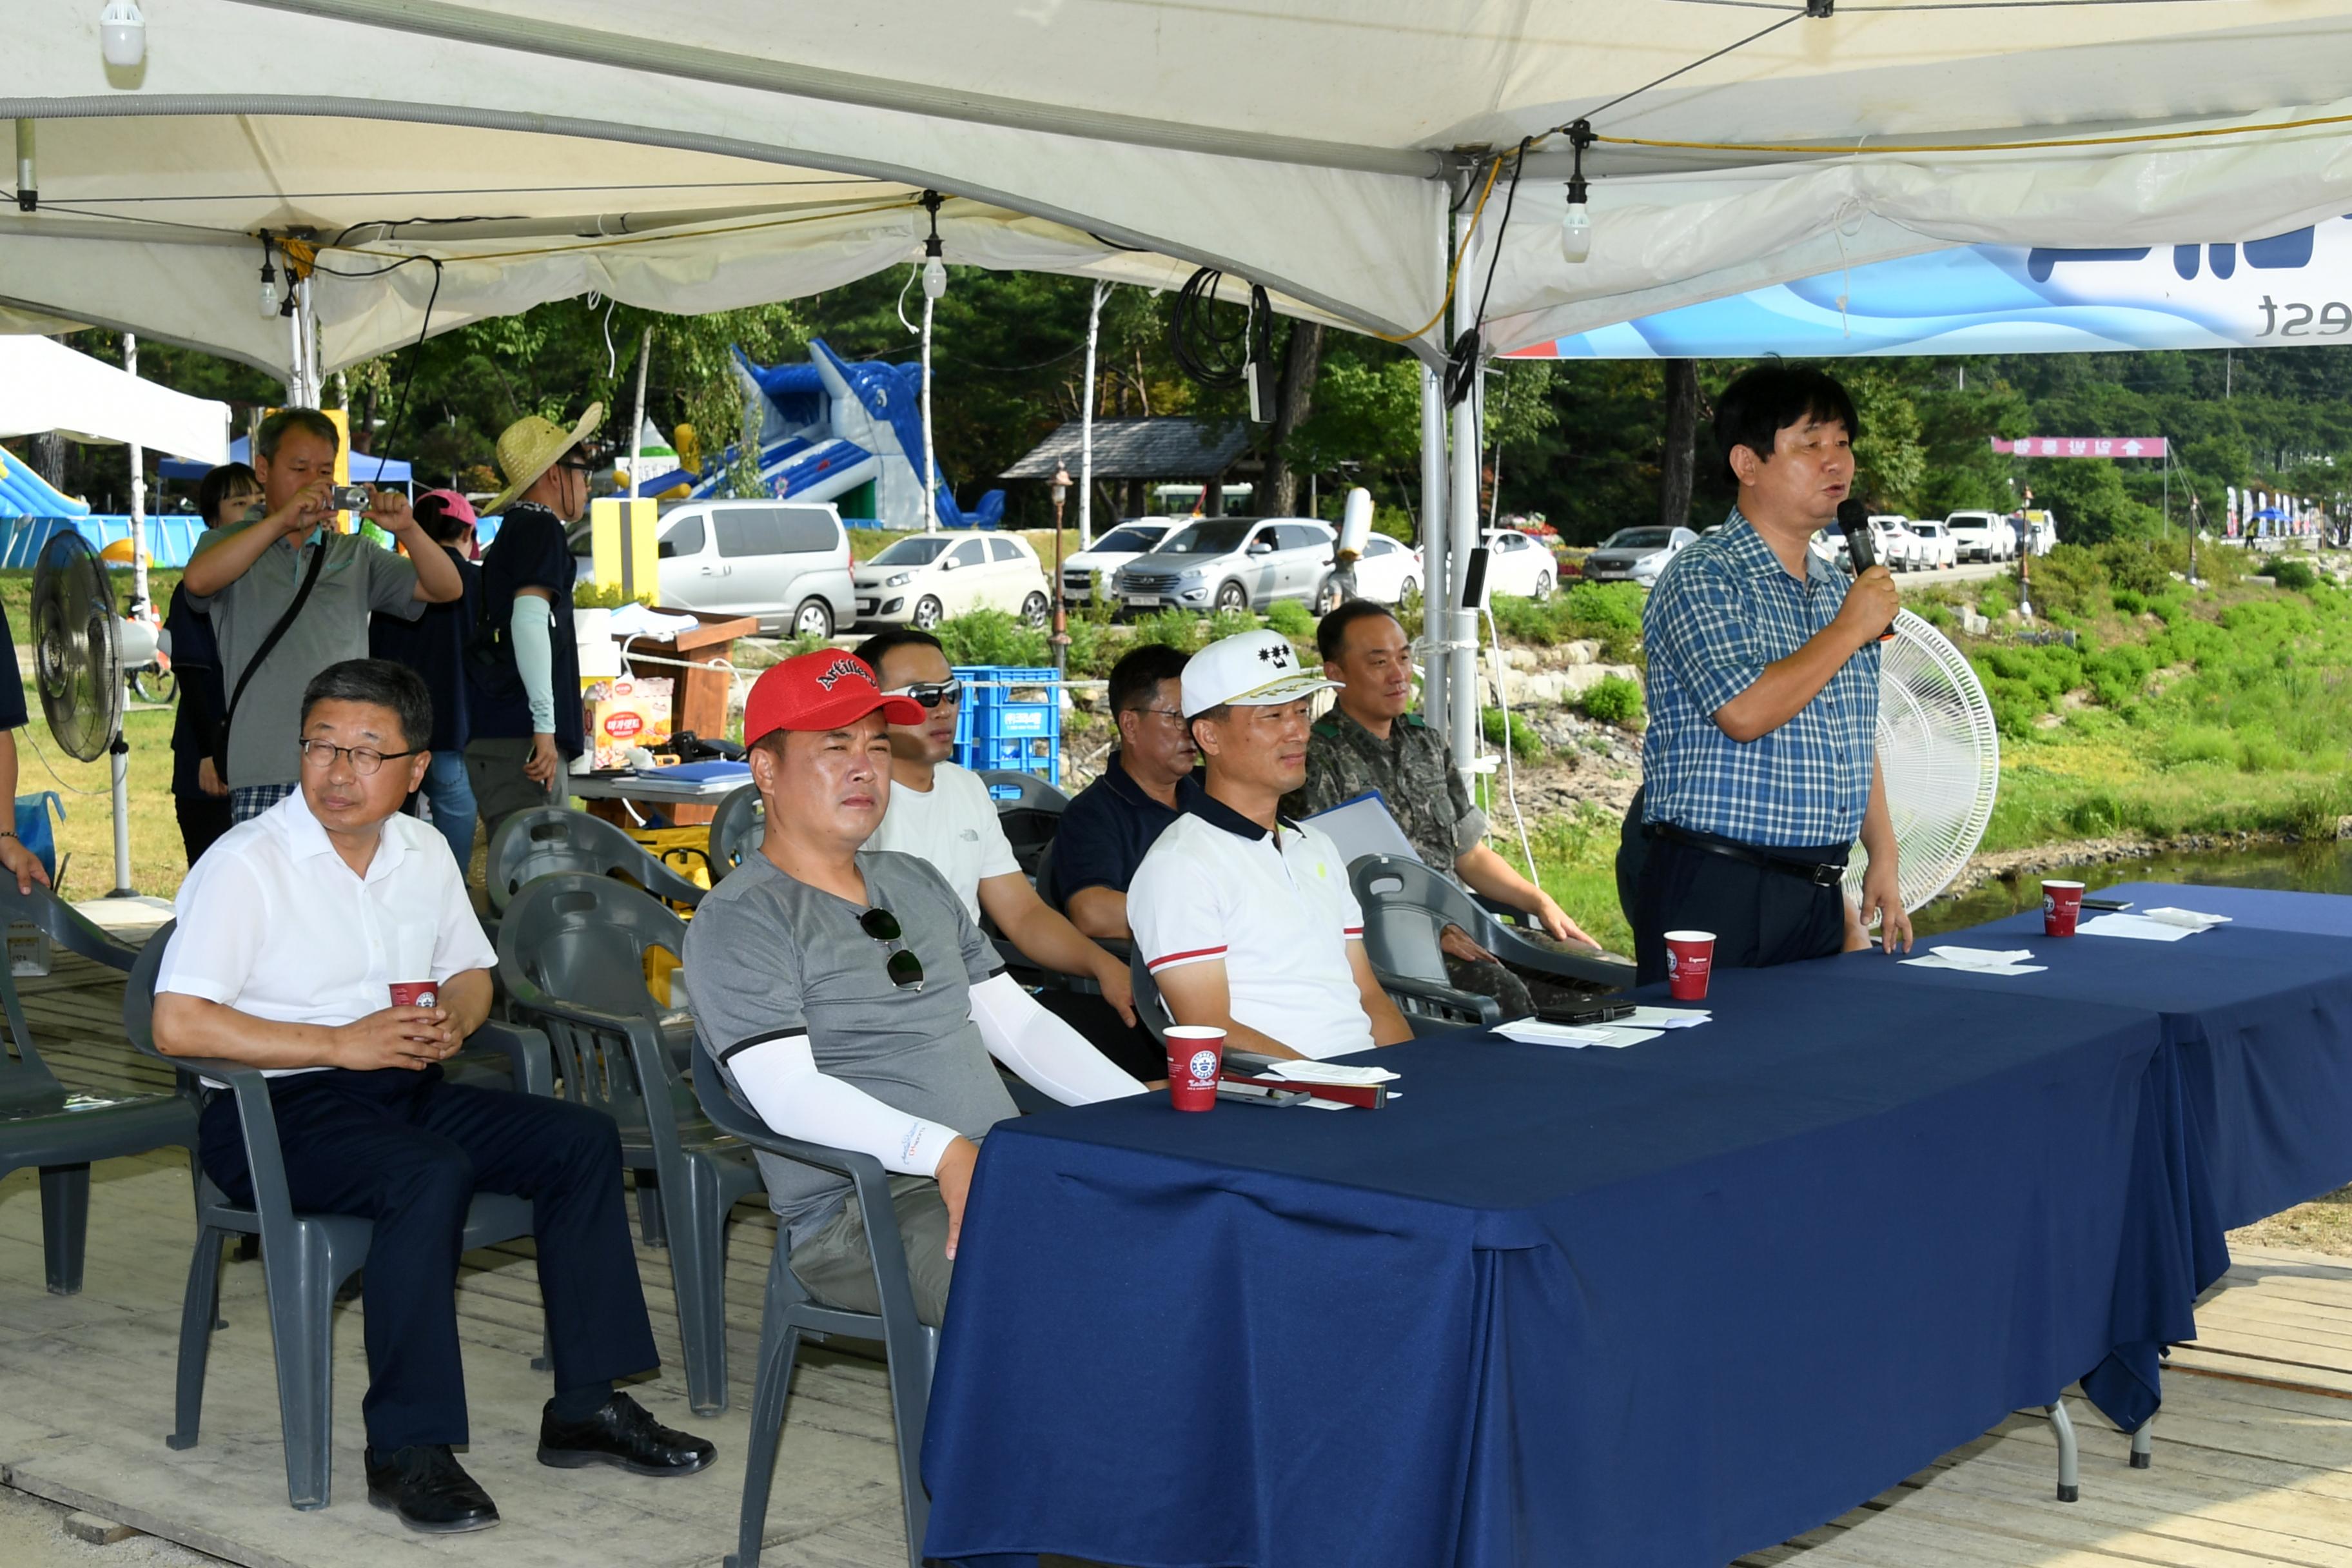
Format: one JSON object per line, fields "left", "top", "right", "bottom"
{"left": 604, "top": 603, "right": 702, "bottom": 640}
{"left": 1264, "top": 1059, "right": 1401, "bottom": 1086}
{"left": 1496, "top": 1019, "right": 1663, "bottom": 1050}
{"left": 1901, "top": 945, "right": 2045, "bottom": 976}
{"left": 1300, "top": 790, "right": 1421, "bottom": 865}
{"left": 2078, "top": 912, "right": 2202, "bottom": 942}
{"left": 1624, "top": 1006, "right": 1711, "bottom": 1030}
{"left": 2142, "top": 907, "right": 2231, "bottom": 931}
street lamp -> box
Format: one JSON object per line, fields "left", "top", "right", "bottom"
{"left": 1050, "top": 463, "right": 1073, "bottom": 677}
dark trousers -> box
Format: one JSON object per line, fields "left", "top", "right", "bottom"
{"left": 1632, "top": 832, "right": 1847, "bottom": 986}
{"left": 1035, "top": 988, "right": 1165, "bottom": 1083}
{"left": 175, "top": 792, "right": 234, "bottom": 868}
{"left": 198, "top": 1068, "right": 659, "bottom": 1451}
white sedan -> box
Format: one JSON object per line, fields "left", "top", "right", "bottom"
{"left": 1580, "top": 525, "right": 1698, "bottom": 587}
{"left": 853, "top": 532, "right": 1052, "bottom": 630}
{"left": 1478, "top": 528, "right": 1559, "bottom": 598}
{"left": 1059, "top": 519, "right": 1175, "bottom": 604}
{"left": 1342, "top": 532, "right": 1423, "bottom": 605}
{"left": 1903, "top": 518, "right": 1959, "bottom": 572}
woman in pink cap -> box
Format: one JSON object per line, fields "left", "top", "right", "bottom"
{"left": 370, "top": 489, "right": 483, "bottom": 873}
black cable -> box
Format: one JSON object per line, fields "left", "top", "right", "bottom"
{"left": 1574, "top": 10, "right": 1810, "bottom": 126}
{"left": 1166, "top": 268, "right": 1271, "bottom": 391}
{"left": 358, "top": 259, "right": 442, "bottom": 487}
{"left": 1445, "top": 141, "right": 1529, "bottom": 408}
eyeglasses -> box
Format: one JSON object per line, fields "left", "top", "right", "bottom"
{"left": 1125, "top": 706, "right": 1187, "bottom": 723}
{"left": 887, "top": 680, "right": 962, "bottom": 710}
{"left": 295, "top": 739, "right": 420, "bottom": 776}
{"left": 857, "top": 906, "right": 925, "bottom": 991}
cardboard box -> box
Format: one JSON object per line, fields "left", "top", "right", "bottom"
{"left": 583, "top": 674, "right": 673, "bottom": 770}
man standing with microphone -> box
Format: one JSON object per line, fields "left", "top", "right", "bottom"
{"left": 1632, "top": 364, "right": 1912, "bottom": 985}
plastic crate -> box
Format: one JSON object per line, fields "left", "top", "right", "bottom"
{"left": 951, "top": 665, "right": 1061, "bottom": 747}
{"left": 957, "top": 737, "right": 1062, "bottom": 787}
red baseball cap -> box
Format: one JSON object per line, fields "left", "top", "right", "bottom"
{"left": 744, "top": 651, "right": 925, "bottom": 747}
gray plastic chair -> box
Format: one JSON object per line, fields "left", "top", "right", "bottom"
{"left": 708, "top": 783, "right": 765, "bottom": 876}
{"left": 0, "top": 885, "right": 199, "bottom": 1294}
{"left": 1349, "top": 854, "right": 1634, "bottom": 1027}
{"left": 688, "top": 1032, "right": 936, "bottom": 1568}
{"left": 978, "top": 770, "right": 1067, "bottom": 881}
{"left": 496, "top": 874, "right": 763, "bottom": 1415}
{"left": 123, "top": 921, "right": 553, "bottom": 1511}
{"left": 974, "top": 770, "right": 1069, "bottom": 812}
{"left": 484, "top": 805, "right": 709, "bottom": 915}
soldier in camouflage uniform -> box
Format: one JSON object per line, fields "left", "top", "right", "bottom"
{"left": 1284, "top": 602, "right": 1599, "bottom": 1019}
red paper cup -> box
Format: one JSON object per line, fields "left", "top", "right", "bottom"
{"left": 1164, "top": 1026, "right": 1226, "bottom": 1112}
{"left": 1663, "top": 930, "right": 1716, "bottom": 1002}
{"left": 2041, "top": 881, "right": 2085, "bottom": 937}
{"left": 388, "top": 981, "right": 440, "bottom": 1009}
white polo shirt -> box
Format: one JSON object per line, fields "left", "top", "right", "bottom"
{"left": 155, "top": 790, "right": 498, "bottom": 1078}
{"left": 1128, "top": 792, "right": 1373, "bottom": 1060}
{"left": 867, "top": 760, "right": 1021, "bottom": 921}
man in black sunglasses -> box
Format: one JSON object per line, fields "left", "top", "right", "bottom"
{"left": 681, "top": 651, "right": 1143, "bottom": 1326}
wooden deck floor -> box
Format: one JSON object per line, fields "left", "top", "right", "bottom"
{"left": 6, "top": 933, "right": 2352, "bottom": 1568}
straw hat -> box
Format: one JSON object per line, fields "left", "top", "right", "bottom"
{"left": 486, "top": 402, "right": 604, "bottom": 514}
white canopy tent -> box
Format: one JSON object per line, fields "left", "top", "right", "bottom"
{"left": 12, "top": 0, "right": 2352, "bottom": 761}
{"left": 0, "top": 334, "right": 228, "bottom": 462}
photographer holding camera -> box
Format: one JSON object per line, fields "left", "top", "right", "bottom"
{"left": 185, "top": 408, "right": 466, "bottom": 823}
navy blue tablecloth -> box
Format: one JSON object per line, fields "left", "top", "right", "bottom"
{"left": 922, "top": 966, "right": 2182, "bottom": 1568}
{"left": 1890, "top": 906, "right": 2352, "bottom": 1235}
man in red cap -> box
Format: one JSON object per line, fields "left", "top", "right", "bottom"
{"left": 680, "top": 651, "right": 1142, "bottom": 1324}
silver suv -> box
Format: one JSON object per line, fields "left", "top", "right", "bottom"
{"left": 1112, "top": 517, "right": 1338, "bottom": 614}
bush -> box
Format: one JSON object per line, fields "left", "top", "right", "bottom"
{"left": 1264, "top": 599, "right": 1315, "bottom": 637}
{"left": 2112, "top": 588, "right": 2148, "bottom": 616}
{"left": 1559, "top": 581, "right": 1645, "bottom": 636}
{"left": 1129, "top": 608, "right": 1211, "bottom": 654}
{"left": 2026, "top": 544, "right": 2109, "bottom": 621}
{"left": 934, "top": 609, "right": 1047, "bottom": 668}
{"left": 1481, "top": 707, "right": 1544, "bottom": 760}
{"left": 1582, "top": 673, "right": 1644, "bottom": 727}
{"left": 2096, "top": 540, "right": 2170, "bottom": 598}
{"left": 2265, "top": 558, "right": 2320, "bottom": 593}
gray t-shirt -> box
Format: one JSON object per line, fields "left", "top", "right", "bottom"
{"left": 680, "top": 848, "right": 1013, "bottom": 1246}
{"left": 190, "top": 521, "right": 424, "bottom": 790}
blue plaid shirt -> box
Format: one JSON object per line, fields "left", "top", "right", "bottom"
{"left": 1640, "top": 510, "right": 1881, "bottom": 848}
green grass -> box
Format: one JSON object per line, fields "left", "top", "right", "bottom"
{"left": 1518, "top": 800, "right": 1632, "bottom": 955}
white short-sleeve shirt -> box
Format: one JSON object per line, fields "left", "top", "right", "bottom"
{"left": 1128, "top": 792, "right": 1373, "bottom": 1060}
{"left": 155, "top": 790, "right": 499, "bottom": 1078}
{"left": 865, "top": 760, "right": 1021, "bottom": 921}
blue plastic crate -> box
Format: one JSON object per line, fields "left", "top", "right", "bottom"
{"left": 973, "top": 702, "right": 1057, "bottom": 741}
{"left": 951, "top": 665, "right": 1059, "bottom": 745}
{"left": 955, "top": 736, "right": 1061, "bottom": 787}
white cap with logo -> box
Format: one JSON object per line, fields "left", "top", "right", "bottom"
{"left": 1180, "top": 629, "right": 1343, "bottom": 718}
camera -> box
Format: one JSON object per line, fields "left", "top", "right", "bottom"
{"left": 329, "top": 485, "right": 375, "bottom": 511}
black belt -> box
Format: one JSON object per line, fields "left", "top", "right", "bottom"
{"left": 1646, "top": 821, "right": 1847, "bottom": 888}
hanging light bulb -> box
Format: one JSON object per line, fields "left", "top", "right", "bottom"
{"left": 98, "top": 0, "right": 146, "bottom": 68}
{"left": 920, "top": 189, "right": 948, "bottom": 300}
{"left": 1560, "top": 120, "right": 1594, "bottom": 266}
{"left": 257, "top": 237, "right": 281, "bottom": 319}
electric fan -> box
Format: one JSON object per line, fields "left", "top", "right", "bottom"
{"left": 1843, "top": 608, "right": 2001, "bottom": 913}
{"left": 31, "top": 531, "right": 154, "bottom": 899}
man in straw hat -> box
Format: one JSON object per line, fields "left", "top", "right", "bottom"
{"left": 465, "top": 404, "right": 603, "bottom": 848}
{"left": 1128, "top": 629, "right": 1413, "bottom": 1061}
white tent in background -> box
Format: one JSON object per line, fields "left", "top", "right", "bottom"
{"left": 11, "top": 0, "right": 2352, "bottom": 760}
{"left": 0, "top": 335, "right": 229, "bottom": 463}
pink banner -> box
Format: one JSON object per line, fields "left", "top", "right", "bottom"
{"left": 1991, "top": 436, "right": 2169, "bottom": 458}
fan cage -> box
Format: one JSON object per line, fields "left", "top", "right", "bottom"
{"left": 31, "top": 531, "right": 124, "bottom": 765}
{"left": 1843, "top": 609, "right": 2001, "bottom": 915}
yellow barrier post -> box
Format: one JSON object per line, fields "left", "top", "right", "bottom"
{"left": 591, "top": 496, "right": 659, "bottom": 602}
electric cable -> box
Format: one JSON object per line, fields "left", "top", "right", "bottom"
{"left": 358, "top": 257, "right": 442, "bottom": 487}
{"left": 1444, "top": 138, "right": 1530, "bottom": 408}
{"left": 1166, "top": 268, "right": 1271, "bottom": 390}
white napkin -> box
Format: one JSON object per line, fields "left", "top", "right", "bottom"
{"left": 1264, "top": 1059, "right": 1402, "bottom": 1086}
{"left": 2142, "top": 906, "right": 2231, "bottom": 930}
{"left": 1496, "top": 1020, "right": 1663, "bottom": 1050}
{"left": 1902, "top": 945, "right": 2046, "bottom": 976}
{"left": 2078, "top": 912, "right": 2204, "bottom": 942}
{"left": 1624, "top": 1006, "right": 1711, "bottom": 1030}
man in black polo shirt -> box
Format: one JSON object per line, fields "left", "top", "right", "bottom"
{"left": 1052, "top": 645, "right": 1200, "bottom": 939}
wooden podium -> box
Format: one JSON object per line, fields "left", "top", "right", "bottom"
{"left": 581, "top": 607, "right": 758, "bottom": 828}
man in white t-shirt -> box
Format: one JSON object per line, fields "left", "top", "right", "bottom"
{"left": 150, "top": 659, "right": 712, "bottom": 1534}
{"left": 854, "top": 630, "right": 1152, "bottom": 1075}
{"left": 1128, "top": 631, "right": 1413, "bottom": 1060}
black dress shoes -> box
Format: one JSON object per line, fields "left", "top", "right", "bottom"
{"left": 537, "top": 1392, "right": 717, "bottom": 1476}
{"left": 364, "top": 1444, "right": 500, "bottom": 1533}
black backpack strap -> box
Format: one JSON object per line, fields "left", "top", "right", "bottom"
{"left": 217, "top": 534, "right": 331, "bottom": 770}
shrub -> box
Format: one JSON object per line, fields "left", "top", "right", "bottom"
{"left": 1975, "top": 576, "right": 2015, "bottom": 618}
{"left": 1481, "top": 708, "right": 1544, "bottom": 759}
{"left": 1582, "top": 673, "right": 1645, "bottom": 727}
{"left": 2265, "top": 558, "right": 2320, "bottom": 593}
{"left": 2025, "top": 544, "right": 2109, "bottom": 621}
{"left": 934, "top": 609, "right": 1047, "bottom": 668}
{"left": 2112, "top": 588, "right": 2148, "bottom": 616}
{"left": 2096, "top": 540, "right": 2170, "bottom": 597}
{"left": 1129, "top": 608, "right": 1210, "bottom": 654}
{"left": 1559, "top": 581, "right": 1645, "bottom": 636}
{"left": 1206, "top": 607, "right": 1263, "bottom": 643}
{"left": 1264, "top": 599, "right": 1315, "bottom": 637}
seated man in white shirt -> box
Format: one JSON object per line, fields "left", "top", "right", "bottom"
{"left": 1128, "top": 631, "right": 1414, "bottom": 1060}
{"left": 681, "top": 650, "right": 1144, "bottom": 1326}
{"left": 151, "top": 660, "right": 712, "bottom": 1536}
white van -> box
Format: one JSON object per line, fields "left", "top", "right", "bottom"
{"left": 645, "top": 500, "right": 857, "bottom": 638}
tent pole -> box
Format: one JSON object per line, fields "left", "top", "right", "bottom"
{"left": 1079, "top": 280, "right": 1106, "bottom": 551}
{"left": 1446, "top": 204, "right": 1482, "bottom": 787}
{"left": 921, "top": 289, "right": 939, "bottom": 531}
{"left": 124, "top": 332, "right": 148, "bottom": 611}
{"left": 628, "top": 326, "right": 652, "bottom": 499}
{"left": 1417, "top": 188, "right": 1453, "bottom": 734}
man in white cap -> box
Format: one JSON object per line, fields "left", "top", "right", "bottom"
{"left": 465, "top": 405, "right": 603, "bottom": 846}
{"left": 1127, "top": 631, "right": 1413, "bottom": 1061}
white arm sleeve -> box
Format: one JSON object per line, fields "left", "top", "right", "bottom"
{"left": 723, "top": 1029, "right": 962, "bottom": 1177}
{"left": 969, "top": 972, "right": 1150, "bottom": 1105}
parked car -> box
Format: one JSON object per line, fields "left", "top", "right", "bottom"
{"left": 1345, "top": 532, "right": 1423, "bottom": 606}
{"left": 1903, "top": 517, "right": 1959, "bottom": 572}
{"left": 853, "top": 531, "right": 1050, "bottom": 631}
{"left": 2020, "top": 509, "right": 2060, "bottom": 555}
{"left": 1112, "top": 517, "right": 1338, "bottom": 614}
{"left": 1059, "top": 519, "right": 1176, "bottom": 604}
{"left": 623, "top": 498, "right": 855, "bottom": 638}
{"left": 1868, "top": 514, "right": 1916, "bottom": 570}
{"left": 1479, "top": 528, "right": 1564, "bottom": 598}
{"left": 1808, "top": 526, "right": 1850, "bottom": 570}
{"left": 1945, "top": 510, "right": 2017, "bottom": 563}
{"left": 1580, "top": 525, "right": 1698, "bottom": 588}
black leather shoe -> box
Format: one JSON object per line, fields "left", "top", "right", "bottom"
{"left": 364, "top": 1444, "right": 500, "bottom": 1534}
{"left": 538, "top": 1392, "right": 716, "bottom": 1476}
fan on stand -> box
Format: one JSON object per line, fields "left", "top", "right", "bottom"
{"left": 32, "top": 531, "right": 154, "bottom": 900}
{"left": 1844, "top": 608, "right": 2001, "bottom": 916}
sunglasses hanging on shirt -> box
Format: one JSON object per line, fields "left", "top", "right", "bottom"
{"left": 858, "top": 906, "right": 926, "bottom": 991}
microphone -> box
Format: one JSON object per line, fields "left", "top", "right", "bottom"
{"left": 1836, "top": 498, "right": 1897, "bottom": 643}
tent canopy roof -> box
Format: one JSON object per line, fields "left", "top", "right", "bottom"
{"left": 11, "top": 0, "right": 2352, "bottom": 373}
{"left": 1001, "top": 418, "right": 1249, "bottom": 482}
{"left": 0, "top": 336, "right": 229, "bottom": 462}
